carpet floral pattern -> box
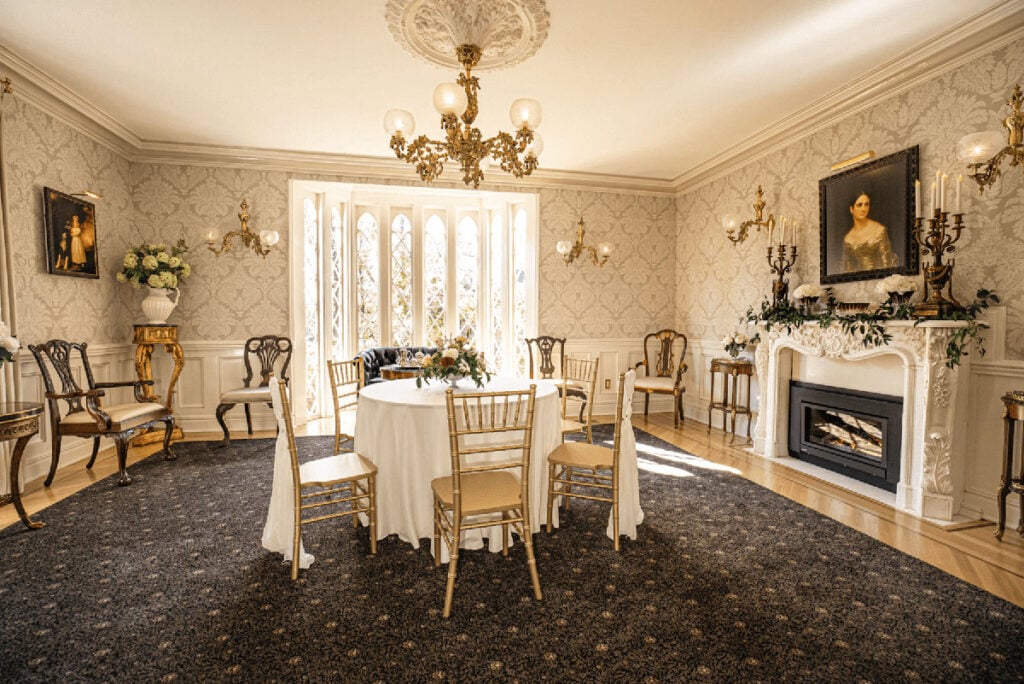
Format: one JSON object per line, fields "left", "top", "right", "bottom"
{"left": 1, "top": 426, "right": 1022, "bottom": 682}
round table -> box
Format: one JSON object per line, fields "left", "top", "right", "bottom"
{"left": 354, "top": 377, "right": 561, "bottom": 560}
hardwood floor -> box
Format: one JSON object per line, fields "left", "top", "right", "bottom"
{"left": 3, "top": 413, "right": 1023, "bottom": 608}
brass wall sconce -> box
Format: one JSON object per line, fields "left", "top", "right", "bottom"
{"left": 724, "top": 185, "right": 775, "bottom": 244}
{"left": 556, "top": 217, "right": 612, "bottom": 267}
{"left": 204, "top": 199, "right": 280, "bottom": 258}
{"left": 958, "top": 83, "right": 1023, "bottom": 194}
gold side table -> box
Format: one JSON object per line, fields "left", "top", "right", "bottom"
{"left": 996, "top": 390, "right": 1024, "bottom": 540}
{"left": 0, "top": 402, "right": 45, "bottom": 529}
{"left": 133, "top": 324, "right": 185, "bottom": 445}
{"left": 707, "top": 357, "right": 754, "bottom": 445}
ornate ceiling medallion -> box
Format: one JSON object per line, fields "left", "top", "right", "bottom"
{"left": 385, "top": 0, "right": 550, "bottom": 72}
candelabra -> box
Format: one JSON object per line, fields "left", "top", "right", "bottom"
{"left": 767, "top": 243, "right": 798, "bottom": 307}
{"left": 911, "top": 210, "right": 966, "bottom": 317}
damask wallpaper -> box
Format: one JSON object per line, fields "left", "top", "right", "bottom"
{"left": 676, "top": 36, "right": 1024, "bottom": 360}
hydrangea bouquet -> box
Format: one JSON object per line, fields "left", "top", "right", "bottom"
{"left": 0, "top": 318, "right": 19, "bottom": 366}
{"left": 116, "top": 239, "right": 191, "bottom": 289}
{"left": 417, "top": 335, "right": 491, "bottom": 388}
{"left": 721, "top": 331, "right": 760, "bottom": 358}
{"left": 876, "top": 274, "right": 918, "bottom": 304}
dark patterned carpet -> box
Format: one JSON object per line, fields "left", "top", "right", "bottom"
{"left": 1, "top": 425, "right": 1023, "bottom": 683}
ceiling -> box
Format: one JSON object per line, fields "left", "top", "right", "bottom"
{"left": 0, "top": 0, "right": 1017, "bottom": 183}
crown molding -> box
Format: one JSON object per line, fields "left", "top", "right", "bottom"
{"left": 672, "top": 2, "right": 1024, "bottom": 195}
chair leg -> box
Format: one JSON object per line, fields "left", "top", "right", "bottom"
{"left": 612, "top": 492, "right": 620, "bottom": 552}
{"left": 676, "top": 391, "right": 684, "bottom": 427}
{"left": 244, "top": 404, "right": 254, "bottom": 435}
{"left": 368, "top": 476, "right": 377, "bottom": 555}
{"left": 86, "top": 438, "right": 100, "bottom": 470}
{"left": 113, "top": 435, "right": 132, "bottom": 486}
{"left": 442, "top": 522, "right": 461, "bottom": 618}
{"left": 501, "top": 512, "right": 509, "bottom": 557}
{"left": 643, "top": 393, "right": 650, "bottom": 419}
{"left": 215, "top": 403, "right": 234, "bottom": 447}
{"left": 546, "top": 462, "right": 556, "bottom": 533}
{"left": 162, "top": 417, "right": 176, "bottom": 460}
{"left": 522, "top": 516, "right": 543, "bottom": 601}
{"left": 291, "top": 497, "right": 303, "bottom": 581}
{"left": 44, "top": 432, "right": 62, "bottom": 487}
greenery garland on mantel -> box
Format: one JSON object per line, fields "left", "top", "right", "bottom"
{"left": 743, "top": 289, "right": 1000, "bottom": 368}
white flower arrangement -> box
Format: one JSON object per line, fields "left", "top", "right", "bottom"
{"left": 721, "top": 331, "right": 760, "bottom": 358}
{"left": 876, "top": 274, "right": 918, "bottom": 297}
{"left": 417, "top": 335, "right": 491, "bottom": 388}
{"left": 792, "top": 283, "right": 824, "bottom": 300}
{"left": 0, "top": 319, "right": 19, "bottom": 365}
{"left": 116, "top": 239, "right": 191, "bottom": 289}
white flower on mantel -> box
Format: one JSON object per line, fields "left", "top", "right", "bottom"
{"left": 792, "top": 283, "right": 824, "bottom": 299}
{"left": 876, "top": 274, "right": 918, "bottom": 296}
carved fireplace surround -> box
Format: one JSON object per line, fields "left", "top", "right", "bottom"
{"left": 753, "top": 320, "right": 970, "bottom": 522}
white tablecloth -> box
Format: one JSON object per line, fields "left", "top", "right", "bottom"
{"left": 354, "top": 376, "right": 562, "bottom": 560}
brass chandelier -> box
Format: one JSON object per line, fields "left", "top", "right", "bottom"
{"left": 958, "top": 83, "right": 1024, "bottom": 193}
{"left": 384, "top": 43, "right": 543, "bottom": 188}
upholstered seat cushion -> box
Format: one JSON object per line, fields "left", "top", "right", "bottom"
{"left": 299, "top": 452, "right": 377, "bottom": 487}
{"left": 62, "top": 402, "right": 166, "bottom": 426}
{"left": 219, "top": 386, "right": 272, "bottom": 403}
{"left": 634, "top": 376, "right": 677, "bottom": 392}
{"left": 548, "top": 441, "right": 614, "bottom": 469}
{"left": 431, "top": 471, "right": 522, "bottom": 515}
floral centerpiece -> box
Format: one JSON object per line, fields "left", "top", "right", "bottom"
{"left": 116, "top": 239, "right": 191, "bottom": 289}
{"left": 721, "top": 331, "right": 760, "bottom": 358}
{"left": 0, "top": 318, "right": 19, "bottom": 366}
{"left": 417, "top": 335, "right": 491, "bottom": 388}
{"left": 876, "top": 274, "right": 918, "bottom": 304}
{"left": 793, "top": 283, "right": 825, "bottom": 315}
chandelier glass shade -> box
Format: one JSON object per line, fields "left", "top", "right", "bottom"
{"left": 384, "top": 43, "right": 542, "bottom": 188}
{"left": 957, "top": 83, "right": 1024, "bottom": 193}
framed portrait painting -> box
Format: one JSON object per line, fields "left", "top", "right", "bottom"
{"left": 43, "top": 187, "right": 99, "bottom": 279}
{"left": 818, "top": 146, "right": 919, "bottom": 284}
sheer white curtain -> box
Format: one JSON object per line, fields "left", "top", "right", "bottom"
{"left": 0, "top": 78, "right": 22, "bottom": 495}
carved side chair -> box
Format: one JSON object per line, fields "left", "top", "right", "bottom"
{"left": 525, "top": 336, "right": 566, "bottom": 380}
{"left": 215, "top": 335, "right": 293, "bottom": 447}
{"left": 29, "top": 339, "right": 175, "bottom": 487}
{"left": 634, "top": 329, "right": 688, "bottom": 428}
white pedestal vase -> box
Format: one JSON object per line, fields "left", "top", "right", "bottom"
{"left": 141, "top": 288, "right": 180, "bottom": 324}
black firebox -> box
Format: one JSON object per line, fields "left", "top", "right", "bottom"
{"left": 788, "top": 381, "right": 902, "bottom": 492}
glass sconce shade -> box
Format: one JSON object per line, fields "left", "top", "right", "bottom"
{"left": 597, "top": 242, "right": 613, "bottom": 256}
{"left": 383, "top": 109, "right": 416, "bottom": 137}
{"left": 203, "top": 228, "right": 219, "bottom": 243}
{"left": 260, "top": 230, "right": 281, "bottom": 247}
{"left": 510, "top": 98, "right": 542, "bottom": 130}
{"left": 721, "top": 213, "right": 740, "bottom": 232}
{"left": 555, "top": 240, "right": 572, "bottom": 255}
{"left": 957, "top": 130, "right": 1004, "bottom": 163}
{"left": 433, "top": 82, "right": 468, "bottom": 116}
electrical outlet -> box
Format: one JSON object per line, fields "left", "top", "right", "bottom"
{"left": 604, "top": 379, "right": 611, "bottom": 390}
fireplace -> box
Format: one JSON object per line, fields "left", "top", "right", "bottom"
{"left": 788, "top": 381, "right": 902, "bottom": 492}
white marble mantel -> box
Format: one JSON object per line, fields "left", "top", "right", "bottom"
{"left": 753, "top": 320, "right": 971, "bottom": 522}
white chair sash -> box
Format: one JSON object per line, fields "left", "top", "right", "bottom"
{"left": 608, "top": 369, "right": 644, "bottom": 540}
{"left": 261, "top": 380, "right": 314, "bottom": 569}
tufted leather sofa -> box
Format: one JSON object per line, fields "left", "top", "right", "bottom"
{"left": 355, "top": 346, "right": 438, "bottom": 385}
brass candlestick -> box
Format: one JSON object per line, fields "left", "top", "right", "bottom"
{"left": 911, "top": 210, "right": 966, "bottom": 317}
{"left": 767, "top": 243, "right": 798, "bottom": 307}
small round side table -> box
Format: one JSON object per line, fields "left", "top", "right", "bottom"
{"left": 707, "top": 357, "right": 754, "bottom": 445}
{"left": 996, "top": 390, "right": 1024, "bottom": 540}
{"left": 0, "top": 402, "right": 45, "bottom": 529}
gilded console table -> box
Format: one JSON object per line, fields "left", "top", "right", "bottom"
{"left": 133, "top": 324, "right": 185, "bottom": 445}
{"left": 0, "top": 402, "right": 45, "bottom": 529}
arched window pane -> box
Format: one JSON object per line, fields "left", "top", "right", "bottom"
{"left": 489, "top": 213, "right": 504, "bottom": 369}
{"left": 512, "top": 208, "right": 528, "bottom": 375}
{"left": 303, "top": 197, "right": 321, "bottom": 415}
{"left": 356, "top": 212, "right": 380, "bottom": 349}
{"left": 390, "top": 214, "right": 413, "bottom": 347}
{"left": 456, "top": 215, "right": 479, "bottom": 342}
{"left": 329, "top": 205, "right": 344, "bottom": 362}
{"left": 423, "top": 215, "right": 447, "bottom": 344}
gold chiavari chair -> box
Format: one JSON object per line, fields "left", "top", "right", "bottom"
{"left": 328, "top": 357, "right": 364, "bottom": 453}
{"left": 270, "top": 378, "right": 378, "bottom": 580}
{"left": 432, "top": 385, "right": 543, "bottom": 618}
{"left": 560, "top": 355, "right": 599, "bottom": 444}
{"left": 547, "top": 370, "right": 635, "bottom": 551}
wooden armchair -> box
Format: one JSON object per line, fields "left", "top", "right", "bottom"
{"left": 634, "top": 329, "right": 688, "bottom": 427}
{"left": 29, "top": 339, "right": 175, "bottom": 487}
{"left": 215, "top": 335, "right": 292, "bottom": 446}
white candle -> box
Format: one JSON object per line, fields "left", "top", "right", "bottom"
{"left": 791, "top": 219, "right": 797, "bottom": 243}
{"left": 914, "top": 179, "right": 921, "bottom": 218}
{"left": 956, "top": 174, "right": 962, "bottom": 212}
{"left": 781, "top": 217, "right": 787, "bottom": 245}
{"left": 940, "top": 173, "right": 948, "bottom": 213}
{"left": 768, "top": 220, "right": 773, "bottom": 245}
{"left": 930, "top": 182, "right": 936, "bottom": 217}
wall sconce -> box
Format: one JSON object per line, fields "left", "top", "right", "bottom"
{"left": 556, "top": 217, "right": 612, "bottom": 267}
{"left": 958, "top": 83, "right": 1023, "bottom": 194}
{"left": 724, "top": 185, "right": 775, "bottom": 244}
{"left": 204, "top": 199, "right": 280, "bottom": 257}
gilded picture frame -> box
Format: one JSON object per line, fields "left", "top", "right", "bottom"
{"left": 43, "top": 187, "right": 99, "bottom": 279}
{"left": 818, "top": 146, "right": 919, "bottom": 284}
